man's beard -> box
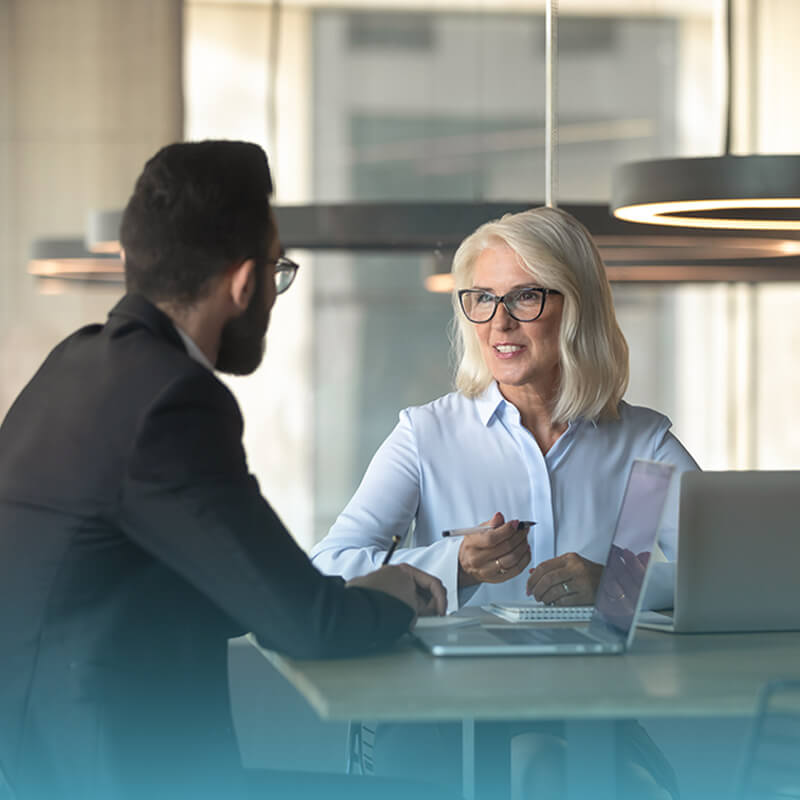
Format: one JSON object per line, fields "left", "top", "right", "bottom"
{"left": 216, "top": 284, "right": 269, "bottom": 376}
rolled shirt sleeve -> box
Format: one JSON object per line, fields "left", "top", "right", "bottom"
{"left": 310, "top": 411, "right": 464, "bottom": 613}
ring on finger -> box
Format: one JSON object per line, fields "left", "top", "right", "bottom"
{"left": 561, "top": 581, "right": 570, "bottom": 594}
{"left": 496, "top": 558, "right": 507, "bottom": 576}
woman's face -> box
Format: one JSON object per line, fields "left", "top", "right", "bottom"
{"left": 470, "top": 244, "right": 563, "bottom": 394}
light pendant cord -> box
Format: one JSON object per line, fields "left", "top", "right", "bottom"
{"left": 545, "top": 0, "right": 558, "bottom": 208}
{"left": 724, "top": 0, "right": 733, "bottom": 155}
{"left": 267, "top": 0, "right": 282, "bottom": 168}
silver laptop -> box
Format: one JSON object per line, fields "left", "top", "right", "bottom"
{"left": 414, "top": 459, "right": 675, "bottom": 656}
{"left": 638, "top": 471, "right": 800, "bottom": 634}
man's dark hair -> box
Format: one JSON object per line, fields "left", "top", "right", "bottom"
{"left": 120, "top": 140, "right": 274, "bottom": 304}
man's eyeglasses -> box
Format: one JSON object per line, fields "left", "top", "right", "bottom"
{"left": 457, "top": 287, "right": 561, "bottom": 324}
{"left": 272, "top": 255, "right": 299, "bottom": 295}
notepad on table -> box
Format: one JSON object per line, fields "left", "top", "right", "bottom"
{"left": 487, "top": 602, "right": 594, "bottom": 623}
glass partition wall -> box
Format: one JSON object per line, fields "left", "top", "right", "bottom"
{"left": 185, "top": 0, "right": 799, "bottom": 549}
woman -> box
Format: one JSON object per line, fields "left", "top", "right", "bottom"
{"left": 311, "top": 206, "right": 697, "bottom": 800}
{"left": 311, "top": 206, "right": 698, "bottom": 613}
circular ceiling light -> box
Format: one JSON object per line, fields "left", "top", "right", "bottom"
{"left": 611, "top": 155, "right": 800, "bottom": 230}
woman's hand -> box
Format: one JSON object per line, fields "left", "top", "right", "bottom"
{"left": 526, "top": 552, "right": 602, "bottom": 606}
{"left": 457, "top": 513, "right": 532, "bottom": 588}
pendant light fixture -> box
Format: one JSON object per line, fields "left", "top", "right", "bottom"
{"left": 29, "top": 237, "right": 123, "bottom": 286}
{"left": 36, "top": 1, "right": 800, "bottom": 289}
{"left": 611, "top": 0, "right": 800, "bottom": 230}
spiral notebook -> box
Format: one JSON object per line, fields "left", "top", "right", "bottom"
{"left": 487, "top": 603, "right": 594, "bottom": 623}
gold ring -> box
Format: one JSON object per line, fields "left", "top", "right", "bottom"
{"left": 496, "top": 558, "right": 507, "bottom": 575}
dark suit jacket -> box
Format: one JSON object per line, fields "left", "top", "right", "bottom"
{"left": 0, "top": 294, "right": 412, "bottom": 800}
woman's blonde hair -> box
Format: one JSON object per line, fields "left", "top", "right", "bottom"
{"left": 451, "top": 206, "right": 629, "bottom": 423}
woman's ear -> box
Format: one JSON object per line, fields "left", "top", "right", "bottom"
{"left": 228, "top": 258, "right": 256, "bottom": 313}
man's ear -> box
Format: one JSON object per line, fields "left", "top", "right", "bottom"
{"left": 228, "top": 258, "right": 256, "bottom": 313}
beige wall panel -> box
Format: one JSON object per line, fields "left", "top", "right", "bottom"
{"left": 0, "top": 140, "right": 12, "bottom": 391}
{"left": 1, "top": 0, "right": 13, "bottom": 331}
{"left": 0, "top": 0, "right": 9, "bottom": 137}
{"left": 0, "top": 0, "right": 182, "bottom": 417}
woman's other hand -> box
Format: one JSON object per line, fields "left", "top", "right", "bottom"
{"left": 457, "top": 513, "right": 532, "bottom": 588}
{"left": 526, "top": 552, "right": 602, "bottom": 605}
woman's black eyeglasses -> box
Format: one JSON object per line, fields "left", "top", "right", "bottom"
{"left": 458, "top": 287, "right": 561, "bottom": 323}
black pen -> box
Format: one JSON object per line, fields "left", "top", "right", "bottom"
{"left": 381, "top": 535, "right": 401, "bottom": 566}
{"left": 442, "top": 520, "right": 535, "bottom": 537}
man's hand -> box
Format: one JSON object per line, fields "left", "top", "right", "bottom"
{"left": 347, "top": 563, "right": 447, "bottom": 620}
{"left": 458, "top": 513, "right": 532, "bottom": 588}
{"left": 526, "top": 552, "right": 602, "bottom": 606}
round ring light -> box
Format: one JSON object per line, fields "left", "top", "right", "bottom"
{"left": 612, "top": 155, "right": 800, "bottom": 231}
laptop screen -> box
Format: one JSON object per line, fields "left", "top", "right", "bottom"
{"left": 588, "top": 459, "right": 675, "bottom": 646}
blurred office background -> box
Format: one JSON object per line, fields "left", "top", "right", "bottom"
{"left": 3, "top": 2, "right": 798, "bottom": 796}
{"left": 2, "top": 0, "right": 799, "bottom": 552}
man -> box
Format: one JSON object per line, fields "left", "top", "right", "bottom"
{"left": 0, "top": 141, "right": 446, "bottom": 800}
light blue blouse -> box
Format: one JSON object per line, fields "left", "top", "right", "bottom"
{"left": 310, "top": 383, "right": 700, "bottom": 613}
